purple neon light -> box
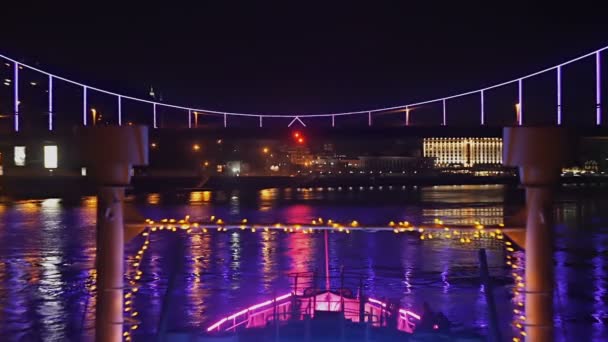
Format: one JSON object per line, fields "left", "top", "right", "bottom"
{"left": 368, "top": 112, "right": 372, "bottom": 126}
{"left": 518, "top": 79, "right": 523, "bottom": 126}
{"left": 13, "top": 62, "right": 19, "bottom": 132}
{"left": 2, "top": 45, "right": 608, "bottom": 124}
{"left": 442, "top": 99, "right": 446, "bottom": 126}
{"left": 259, "top": 116, "right": 262, "bottom": 128}
{"left": 118, "top": 96, "right": 122, "bottom": 126}
{"left": 153, "top": 103, "right": 157, "bottom": 128}
{"left": 332, "top": 115, "right": 335, "bottom": 127}
{"left": 480, "top": 91, "right": 485, "bottom": 125}
{"left": 224, "top": 113, "right": 227, "bottom": 127}
{"left": 597, "top": 51, "right": 602, "bottom": 126}
{"left": 288, "top": 117, "right": 306, "bottom": 127}
{"left": 188, "top": 110, "right": 192, "bottom": 128}
{"left": 83, "top": 86, "right": 88, "bottom": 126}
{"left": 48, "top": 76, "right": 53, "bottom": 130}
{"left": 557, "top": 66, "right": 562, "bottom": 125}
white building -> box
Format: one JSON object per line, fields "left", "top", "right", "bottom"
{"left": 423, "top": 137, "right": 502, "bottom": 167}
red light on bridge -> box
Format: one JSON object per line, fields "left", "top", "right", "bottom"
{"left": 297, "top": 137, "right": 304, "bottom": 144}
{"left": 293, "top": 132, "right": 300, "bottom": 138}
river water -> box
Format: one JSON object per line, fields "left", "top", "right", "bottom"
{"left": 0, "top": 185, "right": 606, "bottom": 341}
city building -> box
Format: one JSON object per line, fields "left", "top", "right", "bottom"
{"left": 423, "top": 137, "right": 502, "bottom": 168}
{"left": 284, "top": 145, "right": 313, "bottom": 167}
{"left": 359, "top": 156, "right": 433, "bottom": 173}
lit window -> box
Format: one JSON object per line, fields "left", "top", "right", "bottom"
{"left": 14, "top": 146, "right": 26, "bottom": 166}
{"left": 44, "top": 145, "right": 58, "bottom": 168}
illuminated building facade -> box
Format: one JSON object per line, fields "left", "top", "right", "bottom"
{"left": 423, "top": 137, "right": 502, "bottom": 168}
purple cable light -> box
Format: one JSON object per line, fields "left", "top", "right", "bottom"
{"left": 332, "top": 115, "right": 335, "bottom": 127}
{"left": 597, "top": 51, "right": 602, "bottom": 126}
{"left": 153, "top": 103, "right": 157, "bottom": 128}
{"left": 442, "top": 99, "right": 446, "bottom": 126}
{"left": 118, "top": 96, "right": 122, "bottom": 126}
{"left": 480, "top": 91, "right": 485, "bottom": 125}
{"left": 518, "top": 79, "right": 523, "bottom": 126}
{"left": 557, "top": 66, "right": 562, "bottom": 125}
{"left": 259, "top": 116, "right": 263, "bottom": 128}
{"left": 223, "top": 113, "right": 227, "bottom": 128}
{"left": 83, "top": 86, "right": 88, "bottom": 126}
{"left": 13, "top": 63, "right": 19, "bottom": 132}
{"left": 368, "top": 112, "right": 372, "bottom": 126}
{"left": 48, "top": 76, "right": 53, "bottom": 130}
{"left": 188, "top": 110, "right": 192, "bottom": 128}
{"left": 2, "top": 45, "right": 608, "bottom": 126}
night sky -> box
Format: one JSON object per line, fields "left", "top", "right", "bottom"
{"left": 1, "top": 2, "right": 607, "bottom": 116}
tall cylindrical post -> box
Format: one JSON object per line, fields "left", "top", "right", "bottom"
{"left": 79, "top": 126, "right": 148, "bottom": 342}
{"left": 503, "top": 127, "right": 572, "bottom": 342}
{"left": 96, "top": 186, "right": 126, "bottom": 342}
{"left": 524, "top": 186, "right": 555, "bottom": 342}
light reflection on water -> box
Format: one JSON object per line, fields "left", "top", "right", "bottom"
{"left": 0, "top": 185, "right": 606, "bottom": 340}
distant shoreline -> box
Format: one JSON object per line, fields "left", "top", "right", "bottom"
{"left": 1, "top": 174, "right": 607, "bottom": 198}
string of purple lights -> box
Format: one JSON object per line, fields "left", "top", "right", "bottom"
{"left": 1, "top": 44, "right": 606, "bottom": 132}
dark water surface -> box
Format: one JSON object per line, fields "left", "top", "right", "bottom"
{"left": 0, "top": 185, "right": 606, "bottom": 341}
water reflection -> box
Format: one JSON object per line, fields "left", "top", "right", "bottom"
{"left": 186, "top": 233, "right": 211, "bottom": 326}
{"left": 189, "top": 191, "right": 211, "bottom": 204}
{"left": 0, "top": 186, "right": 606, "bottom": 340}
{"left": 147, "top": 193, "right": 161, "bottom": 205}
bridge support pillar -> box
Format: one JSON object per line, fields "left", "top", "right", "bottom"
{"left": 80, "top": 126, "right": 148, "bottom": 342}
{"left": 503, "top": 127, "right": 572, "bottom": 342}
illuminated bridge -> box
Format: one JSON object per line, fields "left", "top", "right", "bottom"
{"left": 1, "top": 45, "right": 608, "bottom": 134}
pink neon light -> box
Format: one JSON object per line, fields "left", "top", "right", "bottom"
{"left": 228, "top": 308, "right": 249, "bottom": 320}
{"left": 206, "top": 293, "right": 293, "bottom": 332}
{"left": 399, "top": 308, "right": 421, "bottom": 320}
{"left": 367, "top": 297, "right": 387, "bottom": 307}
{"left": 368, "top": 297, "right": 421, "bottom": 321}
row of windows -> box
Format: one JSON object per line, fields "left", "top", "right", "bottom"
{"left": 12, "top": 145, "right": 58, "bottom": 168}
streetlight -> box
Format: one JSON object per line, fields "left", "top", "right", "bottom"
{"left": 263, "top": 147, "right": 269, "bottom": 154}
{"left": 91, "top": 108, "right": 98, "bottom": 125}
{"left": 193, "top": 144, "right": 201, "bottom": 151}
